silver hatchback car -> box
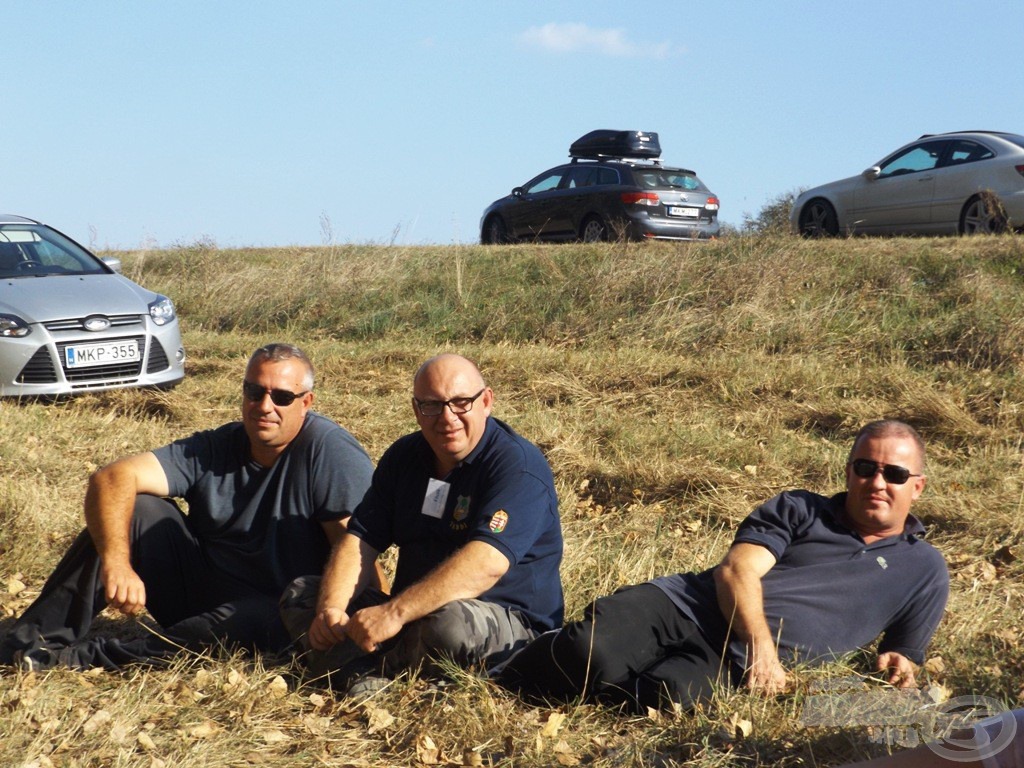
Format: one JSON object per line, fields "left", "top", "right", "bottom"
{"left": 791, "top": 131, "right": 1024, "bottom": 236}
{"left": 0, "top": 215, "right": 185, "bottom": 397}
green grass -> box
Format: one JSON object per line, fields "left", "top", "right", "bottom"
{"left": 2, "top": 233, "right": 1024, "bottom": 766}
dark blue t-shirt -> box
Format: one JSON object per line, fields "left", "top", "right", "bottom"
{"left": 153, "top": 412, "right": 374, "bottom": 597}
{"left": 348, "top": 417, "right": 564, "bottom": 631}
{"left": 652, "top": 490, "right": 949, "bottom": 667}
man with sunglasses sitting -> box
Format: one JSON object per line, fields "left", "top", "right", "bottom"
{"left": 281, "top": 353, "right": 563, "bottom": 696}
{"left": 498, "top": 419, "right": 949, "bottom": 712}
{"left": 0, "top": 343, "right": 375, "bottom": 670}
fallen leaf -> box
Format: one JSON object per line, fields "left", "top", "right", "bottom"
{"left": 462, "top": 749, "right": 483, "bottom": 766}
{"left": 924, "top": 656, "right": 946, "bottom": 675}
{"left": 743, "top": 465, "right": 758, "bottom": 476}
{"left": 365, "top": 705, "right": 395, "bottom": 734}
{"left": 82, "top": 709, "right": 112, "bottom": 735}
{"left": 267, "top": 675, "right": 288, "bottom": 698}
{"left": 7, "top": 578, "right": 26, "bottom": 595}
{"left": 540, "top": 711, "right": 566, "bottom": 738}
{"left": 924, "top": 683, "right": 952, "bottom": 704}
{"left": 308, "top": 693, "right": 327, "bottom": 709}
{"left": 415, "top": 733, "right": 440, "bottom": 765}
{"left": 137, "top": 732, "right": 157, "bottom": 751}
{"left": 720, "top": 712, "right": 753, "bottom": 741}
{"left": 188, "top": 720, "right": 221, "bottom": 739}
{"left": 261, "top": 729, "right": 289, "bottom": 744}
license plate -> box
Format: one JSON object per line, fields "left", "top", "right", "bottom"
{"left": 667, "top": 206, "right": 700, "bottom": 218}
{"left": 65, "top": 340, "right": 140, "bottom": 368}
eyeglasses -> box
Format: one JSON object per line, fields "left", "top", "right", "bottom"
{"left": 849, "top": 458, "right": 921, "bottom": 485}
{"left": 242, "top": 381, "right": 309, "bottom": 407}
{"left": 414, "top": 388, "right": 486, "bottom": 417}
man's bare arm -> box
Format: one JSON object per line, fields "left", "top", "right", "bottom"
{"left": 343, "top": 540, "right": 509, "bottom": 653}
{"left": 713, "top": 541, "right": 789, "bottom": 694}
{"left": 84, "top": 452, "right": 169, "bottom": 615}
{"left": 319, "top": 519, "right": 389, "bottom": 594}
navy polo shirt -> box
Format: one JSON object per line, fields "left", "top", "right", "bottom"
{"left": 652, "top": 490, "right": 949, "bottom": 667}
{"left": 348, "top": 417, "right": 564, "bottom": 631}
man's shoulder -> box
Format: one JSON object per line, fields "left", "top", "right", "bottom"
{"left": 481, "top": 418, "right": 548, "bottom": 464}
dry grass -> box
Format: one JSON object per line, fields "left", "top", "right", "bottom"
{"left": 2, "top": 234, "right": 1024, "bottom": 766}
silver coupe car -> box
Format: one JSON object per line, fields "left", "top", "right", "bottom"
{"left": 791, "top": 131, "right": 1024, "bottom": 236}
{"left": 0, "top": 214, "right": 185, "bottom": 397}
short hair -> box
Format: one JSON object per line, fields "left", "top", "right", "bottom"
{"left": 247, "top": 343, "right": 315, "bottom": 390}
{"left": 849, "top": 420, "right": 926, "bottom": 471}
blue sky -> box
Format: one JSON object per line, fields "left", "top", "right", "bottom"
{"left": 2, "top": 1, "right": 1020, "bottom": 249}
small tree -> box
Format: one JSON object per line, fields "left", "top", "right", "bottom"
{"left": 742, "top": 189, "right": 803, "bottom": 235}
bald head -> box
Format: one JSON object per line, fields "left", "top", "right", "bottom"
{"left": 414, "top": 353, "right": 485, "bottom": 391}
{"left": 412, "top": 354, "right": 493, "bottom": 475}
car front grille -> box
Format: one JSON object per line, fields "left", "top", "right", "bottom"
{"left": 57, "top": 336, "right": 146, "bottom": 382}
{"left": 43, "top": 314, "right": 143, "bottom": 332}
{"left": 16, "top": 336, "right": 149, "bottom": 386}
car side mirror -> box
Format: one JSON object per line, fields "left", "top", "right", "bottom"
{"left": 102, "top": 257, "right": 122, "bottom": 274}
{"left": 862, "top": 166, "right": 881, "bottom": 180}
{"left": 512, "top": 187, "right": 524, "bottom": 198}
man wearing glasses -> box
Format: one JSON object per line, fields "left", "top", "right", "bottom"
{"left": 281, "top": 353, "right": 563, "bottom": 695}
{"left": 1, "top": 343, "right": 374, "bottom": 670}
{"left": 498, "top": 420, "right": 949, "bottom": 712}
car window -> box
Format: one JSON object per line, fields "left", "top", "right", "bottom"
{"left": 944, "top": 140, "right": 995, "bottom": 166}
{"left": 567, "top": 166, "right": 596, "bottom": 188}
{"left": 524, "top": 170, "right": 565, "bottom": 194}
{"left": 634, "top": 170, "right": 704, "bottom": 191}
{"left": 594, "top": 167, "right": 619, "bottom": 185}
{"left": 878, "top": 142, "right": 946, "bottom": 178}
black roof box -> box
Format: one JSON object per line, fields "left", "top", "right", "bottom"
{"left": 569, "top": 130, "right": 661, "bottom": 160}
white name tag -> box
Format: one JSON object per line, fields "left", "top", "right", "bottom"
{"left": 421, "top": 478, "right": 451, "bottom": 519}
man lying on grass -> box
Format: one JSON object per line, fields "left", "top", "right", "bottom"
{"left": 0, "top": 343, "right": 376, "bottom": 670}
{"left": 281, "top": 353, "right": 564, "bottom": 697}
{"left": 498, "top": 420, "right": 949, "bottom": 712}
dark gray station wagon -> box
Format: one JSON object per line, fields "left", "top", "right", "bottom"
{"left": 480, "top": 130, "right": 721, "bottom": 243}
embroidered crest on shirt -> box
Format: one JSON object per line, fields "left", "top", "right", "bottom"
{"left": 876, "top": 556, "right": 888, "bottom": 570}
{"left": 453, "top": 495, "right": 471, "bottom": 522}
{"left": 489, "top": 509, "right": 509, "bottom": 533}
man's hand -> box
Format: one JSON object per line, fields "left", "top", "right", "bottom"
{"left": 307, "top": 607, "right": 351, "bottom": 651}
{"left": 101, "top": 561, "right": 147, "bottom": 615}
{"left": 344, "top": 603, "right": 404, "bottom": 654}
{"left": 746, "top": 648, "right": 792, "bottom": 695}
{"left": 877, "top": 651, "right": 918, "bottom": 688}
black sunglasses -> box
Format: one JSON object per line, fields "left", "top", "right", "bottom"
{"left": 243, "top": 381, "right": 308, "bottom": 407}
{"left": 849, "top": 458, "right": 921, "bottom": 485}
{"left": 414, "top": 387, "right": 486, "bottom": 417}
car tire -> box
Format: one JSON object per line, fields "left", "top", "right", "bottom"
{"left": 797, "top": 199, "right": 839, "bottom": 237}
{"left": 580, "top": 215, "right": 607, "bottom": 243}
{"left": 959, "top": 194, "right": 1007, "bottom": 235}
{"left": 483, "top": 216, "right": 510, "bottom": 244}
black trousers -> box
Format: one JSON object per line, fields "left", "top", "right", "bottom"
{"left": 0, "top": 495, "right": 289, "bottom": 669}
{"left": 498, "top": 583, "right": 737, "bottom": 711}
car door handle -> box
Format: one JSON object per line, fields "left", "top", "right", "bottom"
{"left": 918, "top": 175, "right": 934, "bottom": 182}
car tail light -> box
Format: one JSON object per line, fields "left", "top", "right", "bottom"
{"left": 621, "top": 191, "right": 659, "bottom": 206}
{"left": 705, "top": 196, "right": 720, "bottom": 211}
{"left": 1016, "top": 165, "right": 1024, "bottom": 178}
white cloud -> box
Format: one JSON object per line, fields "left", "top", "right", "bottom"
{"left": 519, "top": 22, "right": 679, "bottom": 59}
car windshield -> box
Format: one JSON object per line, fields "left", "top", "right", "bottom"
{"left": 634, "top": 170, "right": 705, "bottom": 191}
{"left": 0, "top": 225, "right": 107, "bottom": 279}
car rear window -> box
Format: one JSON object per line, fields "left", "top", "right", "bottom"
{"left": 634, "top": 170, "right": 705, "bottom": 191}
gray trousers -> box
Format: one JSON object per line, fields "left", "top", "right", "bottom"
{"left": 279, "top": 575, "right": 538, "bottom": 680}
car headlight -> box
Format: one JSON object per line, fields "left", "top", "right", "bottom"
{"left": 148, "top": 295, "right": 177, "bottom": 326}
{"left": 0, "top": 313, "right": 32, "bottom": 337}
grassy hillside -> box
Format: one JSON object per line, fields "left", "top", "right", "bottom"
{"left": 2, "top": 234, "right": 1023, "bottom": 767}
